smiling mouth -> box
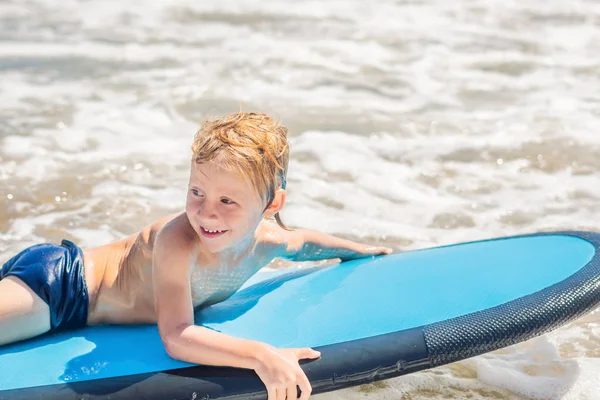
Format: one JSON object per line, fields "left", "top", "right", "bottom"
{"left": 200, "top": 226, "right": 229, "bottom": 238}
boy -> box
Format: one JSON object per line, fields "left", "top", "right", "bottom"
{"left": 0, "top": 112, "right": 392, "bottom": 400}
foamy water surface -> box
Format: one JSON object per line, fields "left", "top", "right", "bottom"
{"left": 1, "top": 0, "right": 600, "bottom": 398}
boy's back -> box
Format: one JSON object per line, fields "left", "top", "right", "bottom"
{"left": 85, "top": 214, "right": 176, "bottom": 325}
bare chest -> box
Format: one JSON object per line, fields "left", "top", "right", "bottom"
{"left": 190, "top": 260, "right": 259, "bottom": 308}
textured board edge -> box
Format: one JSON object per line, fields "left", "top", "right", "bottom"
{"left": 423, "top": 231, "right": 600, "bottom": 366}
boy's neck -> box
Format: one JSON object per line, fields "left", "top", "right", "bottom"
{"left": 204, "top": 230, "right": 259, "bottom": 266}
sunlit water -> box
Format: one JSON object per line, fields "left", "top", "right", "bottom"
{"left": 1, "top": 0, "right": 600, "bottom": 398}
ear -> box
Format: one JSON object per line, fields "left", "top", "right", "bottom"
{"left": 264, "top": 188, "right": 286, "bottom": 218}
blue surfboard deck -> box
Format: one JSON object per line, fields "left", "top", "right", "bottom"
{"left": 1, "top": 231, "right": 600, "bottom": 399}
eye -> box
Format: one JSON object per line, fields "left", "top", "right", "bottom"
{"left": 191, "top": 189, "right": 202, "bottom": 196}
{"left": 221, "top": 198, "right": 235, "bottom": 205}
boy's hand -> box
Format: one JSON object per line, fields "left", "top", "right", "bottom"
{"left": 357, "top": 245, "right": 393, "bottom": 257}
{"left": 254, "top": 344, "right": 320, "bottom": 400}
{"left": 280, "top": 227, "right": 395, "bottom": 262}
{"left": 331, "top": 243, "right": 393, "bottom": 262}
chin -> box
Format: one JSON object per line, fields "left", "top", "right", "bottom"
{"left": 200, "top": 235, "right": 235, "bottom": 254}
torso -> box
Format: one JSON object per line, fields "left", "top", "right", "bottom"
{"left": 83, "top": 213, "right": 277, "bottom": 326}
{"left": 83, "top": 216, "right": 167, "bottom": 325}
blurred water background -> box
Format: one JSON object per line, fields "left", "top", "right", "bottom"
{"left": 1, "top": 0, "right": 600, "bottom": 398}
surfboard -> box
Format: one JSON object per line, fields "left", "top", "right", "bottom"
{"left": 1, "top": 231, "right": 599, "bottom": 399}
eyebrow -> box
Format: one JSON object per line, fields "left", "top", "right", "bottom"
{"left": 190, "top": 180, "right": 244, "bottom": 198}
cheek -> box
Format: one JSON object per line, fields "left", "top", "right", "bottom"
{"left": 184, "top": 203, "right": 196, "bottom": 222}
{"left": 242, "top": 210, "right": 264, "bottom": 229}
{"left": 186, "top": 195, "right": 202, "bottom": 211}
{"left": 185, "top": 198, "right": 195, "bottom": 214}
{"left": 185, "top": 193, "right": 193, "bottom": 207}
{"left": 222, "top": 208, "right": 258, "bottom": 228}
{"left": 222, "top": 207, "right": 243, "bottom": 221}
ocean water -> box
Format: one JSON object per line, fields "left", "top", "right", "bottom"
{"left": 1, "top": 0, "right": 600, "bottom": 398}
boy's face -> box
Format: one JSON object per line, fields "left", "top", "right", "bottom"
{"left": 186, "top": 161, "right": 266, "bottom": 254}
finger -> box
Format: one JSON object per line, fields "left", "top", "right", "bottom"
{"left": 277, "top": 386, "right": 288, "bottom": 400}
{"left": 297, "top": 372, "right": 312, "bottom": 400}
{"left": 297, "top": 347, "right": 321, "bottom": 359}
{"left": 287, "top": 384, "right": 297, "bottom": 400}
{"left": 363, "top": 246, "right": 378, "bottom": 254}
{"left": 276, "top": 386, "right": 286, "bottom": 400}
{"left": 372, "top": 246, "right": 391, "bottom": 254}
{"left": 267, "top": 386, "right": 277, "bottom": 400}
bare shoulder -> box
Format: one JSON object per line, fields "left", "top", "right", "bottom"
{"left": 256, "top": 219, "right": 304, "bottom": 260}
{"left": 147, "top": 213, "right": 180, "bottom": 237}
{"left": 154, "top": 213, "right": 197, "bottom": 253}
{"left": 152, "top": 213, "right": 198, "bottom": 285}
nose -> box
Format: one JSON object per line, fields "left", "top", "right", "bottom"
{"left": 197, "top": 200, "right": 218, "bottom": 220}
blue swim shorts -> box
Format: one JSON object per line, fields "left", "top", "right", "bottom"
{"left": 0, "top": 240, "right": 89, "bottom": 332}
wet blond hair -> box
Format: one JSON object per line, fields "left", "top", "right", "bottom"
{"left": 191, "top": 112, "right": 291, "bottom": 229}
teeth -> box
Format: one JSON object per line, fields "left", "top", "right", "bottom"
{"left": 205, "top": 228, "right": 223, "bottom": 233}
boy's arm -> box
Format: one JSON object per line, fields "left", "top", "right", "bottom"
{"left": 269, "top": 224, "right": 392, "bottom": 262}
{"left": 152, "top": 219, "right": 261, "bottom": 369}
{"left": 153, "top": 217, "right": 318, "bottom": 400}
